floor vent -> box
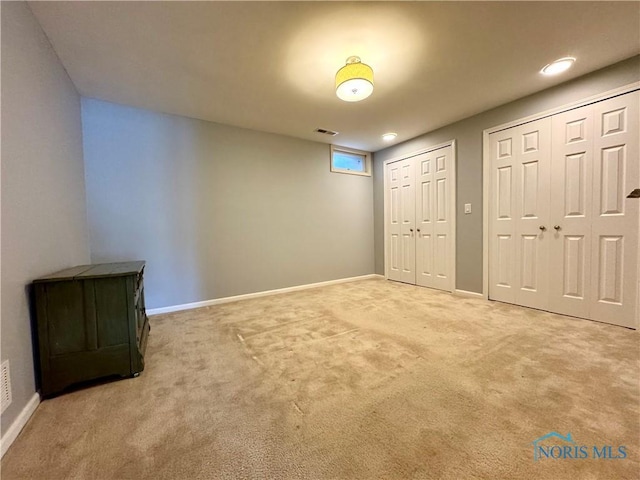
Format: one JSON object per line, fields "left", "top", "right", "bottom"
{"left": 314, "top": 128, "right": 339, "bottom": 136}
{"left": 1, "top": 360, "right": 11, "bottom": 414}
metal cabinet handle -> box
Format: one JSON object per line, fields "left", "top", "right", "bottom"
{"left": 554, "top": 225, "right": 561, "bottom": 231}
{"left": 539, "top": 226, "right": 546, "bottom": 231}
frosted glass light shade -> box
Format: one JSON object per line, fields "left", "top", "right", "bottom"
{"left": 335, "top": 56, "right": 374, "bottom": 102}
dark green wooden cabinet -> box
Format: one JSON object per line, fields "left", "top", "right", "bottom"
{"left": 33, "top": 261, "right": 150, "bottom": 398}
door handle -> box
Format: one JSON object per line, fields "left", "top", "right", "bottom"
{"left": 409, "top": 228, "right": 414, "bottom": 232}
{"left": 539, "top": 226, "right": 546, "bottom": 231}
{"left": 417, "top": 228, "right": 420, "bottom": 233}
{"left": 554, "top": 225, "right": 561, "bottom": 231}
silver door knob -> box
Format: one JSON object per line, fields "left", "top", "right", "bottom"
{"left": 554, "top": 225, "right": 561, "bottom": 230}
{"left": 539, "top": 226, "right": 546, "bottom": 231}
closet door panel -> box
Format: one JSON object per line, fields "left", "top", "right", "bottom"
{"left": 514, "top": 119, "right": 551, "bottom": 309}
{"left": 432, "top": 147, "right": 454, "bottom": 291}
{"left": 489, "top": 119, "right": 551, "bottom": 308}
{"left": 549, "top": 104, "right": 594, "bottom": 319}
{"left": 386, "top": 158, "right": 416, "bottom": 284}
{"left": 416, "top": 146, "right": 454, "bottom": 291}
{"left": 387, "top": 162, "right": 403, "bottom": 282}
{"left": 489, "top": 130, "right": 517, "bottom": 303}
{"left": 416, "top": 152, "right": 434, "bottom": 287}
{"left": 590, "top": 92, "right": 639, "bottom": 328}
{"left": 400, "top": 160, "right": 416, "bottom": 284}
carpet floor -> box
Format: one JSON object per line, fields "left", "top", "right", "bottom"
{"left": 1, "top": 278, "right": 638, "bottom": 479}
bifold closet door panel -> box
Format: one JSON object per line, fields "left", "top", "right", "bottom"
{"left": 489, "top": 118, "right": 551, "bottom": 310}
{"left": 415, "top": 146, "right": 454, "bottom": 291}
{"left": 515, "top": 119, "right": 552, "bottom": 310}
{"left": 489, "top": 127, "right": 517, "bottom": 304}
{"left": 387, "top": 158, "right": 416, "bottom": 284}
{"left": 589, "top": 91, "right": 639, "bottom": 328}
{"left": 549, "top": 104, "right": 594, "bottom": 319}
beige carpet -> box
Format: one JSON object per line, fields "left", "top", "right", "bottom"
{"left": 2, "top": 278, "right": 638, "bottom": 479}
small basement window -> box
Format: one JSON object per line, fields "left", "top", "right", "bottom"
{"left": 330, "top": 145, "right": 372, "bottom": 176}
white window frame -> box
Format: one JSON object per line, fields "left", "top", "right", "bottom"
{"left": 330, "top": 145, "right": 372, "bottom": 176}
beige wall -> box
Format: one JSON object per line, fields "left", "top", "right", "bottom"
{"left": 1, "top": 2, "right": 90, "bottom": 432}
{"left": 82, "top": 99, "right": 375, "bottom": 309}
{"left": 374, "top": 55, "right": 640, "bottom": 293}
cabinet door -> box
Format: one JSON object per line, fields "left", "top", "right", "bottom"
{"left": 93, "top": 277, "right": 130, "bottom": 348}
{"left": 40, "top": 281, "right": 92, "bottom": 355}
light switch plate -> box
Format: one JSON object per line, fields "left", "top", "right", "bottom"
{"left": 464, "top": 203, "right": 472, "bottom": 214}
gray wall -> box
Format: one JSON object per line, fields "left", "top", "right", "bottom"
{"left": 374, "top": 55, "right": 640, "bottom": 293}
{"left": 82, "top": 99, "right": 374, "bottom": 309}
{"left": 1, "top": 2, "right": 89, "bottom": 432}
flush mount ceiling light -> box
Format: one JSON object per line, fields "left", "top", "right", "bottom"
{"left": 382, "top": 132, "right": 397, "bottom": 141}
{"left": 540, "top": 57, "right": 576, "bottom": 76}
{"left": 335, "top": 56, "right": 374, "bottom": 102}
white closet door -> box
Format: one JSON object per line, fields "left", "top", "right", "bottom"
{"left": 415, "top": 152, "right": 434, "bottom": 287}
{"left": 386, "top": 159, "right": 416, "bottom": 284}
{"left": 489, "top": 127, "right": 517, "bottom": 303}
{"left": 416, "top": 146, "right": 454, "bottom": 291}
{"left": 489, "top": 118, "right": 552, "bottom": 309}
{"left": 385, "top": 144, "right": 455, "bottom": 290}
{"left": 489, "top": 91, "right": 638, "bottom": 328}
{"left": 549, "top": 104, "right": 594, "bottom": 319}
{"left": 590, "top": 92, "right": 639, "bottom": 328}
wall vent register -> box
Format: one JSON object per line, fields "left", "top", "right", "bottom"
{"left": 1, "top": 360, "right": 12, "bottom": 414}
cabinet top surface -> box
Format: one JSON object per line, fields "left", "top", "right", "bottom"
{"left": 34, "top": 261, "right": 145, "bottom": 282}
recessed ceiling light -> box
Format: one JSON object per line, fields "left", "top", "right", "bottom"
{"left": 382, "top": 132, "right": 397, "bottom": 142}
{"left": 540, "top": 57, "right": 576, "bottom": 76}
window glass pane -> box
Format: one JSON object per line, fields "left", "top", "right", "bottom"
{"left": 332, "top": 151, "right": 365, "bottom": 172}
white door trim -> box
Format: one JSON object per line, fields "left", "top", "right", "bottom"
{"left": 383, "top": 140, "right": 457, "bottom": 292}
{"left": 482, "top": 81, "right": 640, "bottom": 300}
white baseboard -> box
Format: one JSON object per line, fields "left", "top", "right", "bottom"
{"left": 148, "top": 274, "right": 383, "bottom": 316}
{"left": 454, "top": 289, "right": 484, "bottom": 299}
{"left": 1, "top": 393, "right": 40, "bottom": 458}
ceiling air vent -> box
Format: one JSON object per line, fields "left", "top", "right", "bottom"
{"left": 314, "top": 128, "right": 339, "bottom": 136}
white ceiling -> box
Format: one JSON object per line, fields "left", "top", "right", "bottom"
{"left": 28, "top": 1, "right": 640, "bottom": 152}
